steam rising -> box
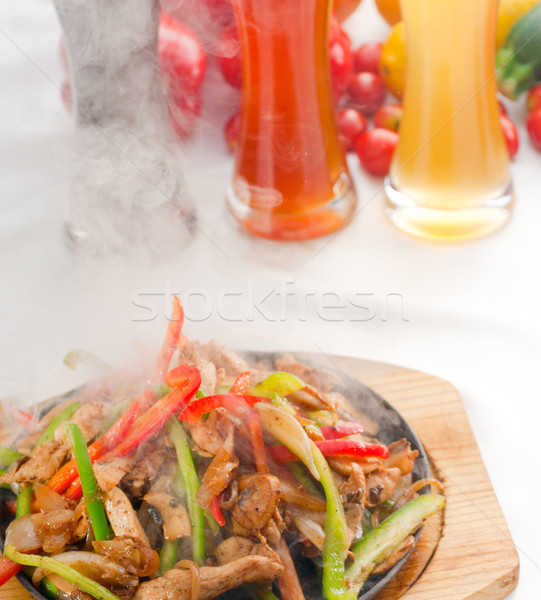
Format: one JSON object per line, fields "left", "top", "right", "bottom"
{"left": 53, "top": 0, "right": 196, "bottom": 261}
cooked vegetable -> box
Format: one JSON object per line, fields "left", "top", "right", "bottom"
{"left": 268, "top": 439, "right": 389, "bottom": 463}
{"left": 166, "top": 418, "right": 205, "bottom": 565}
{"left": 65, "top": 423, "right": 109, "bottom": 541}
{"left": 251, "top": 372, "right": 305, "bottom": 399}
{"left": 256, "top": 403, "right": 320, "bottom": 480}
{"left": 159, "top": 539, "right": 180, "bottom": 575}
{"left": 178, "top": 393, "right": 270, "bottom": 425}
{"left": 345, "top": 494, "right": 446, "bottom": 593}
{"left": 312, "top": 442, "right": 350, "bottom": 600}
{"left": 63, "top": 350, "right": 111, "bottom": 374}
{"left": 0, "top": 447, "right": 22, "bottom": 467}
{"left": 497, "top": 2, "right": 541, "bottom": 99}
{"left": 36, "top": 401, "right": 82, "bottom": 446}
{"left": 4, "top": 545, "right": 121, "bottom": 600}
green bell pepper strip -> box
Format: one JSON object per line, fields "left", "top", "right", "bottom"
{"left": 15, "top": 485, "right": 32, "bottom": 518}
{"left": 166, "top": 418, "right": 205, "bottom": 565}
{"left": 35, "top": 402, "right": 82, "bottom": 446}
{"left": 251, "top": 372, "right": 305, "bottom": 399}
{"left": 4, "top": 545, "right": 120, "bottom": 600}
{"left": 65, "top": 423, "right": 109, "bottom": 541}
{"left": 311, "top": 442, "right": 351, "bottom": 600}
{"left": 286, "top": 463, "right": 324, "bottom": 499}
{"left": 0, "top": 447, "right": 22, "bottom": 467}
{"left": 63, "top": 349, "right": 112, "bottom": 374}
{"left": 40, "top": 577, "right": 59, "bottom": 599}
{"left": 345, "top": 494, "right": 446, "bottom": 595}
{"left": 158, "top": 539, "right": 180, "bottom": 575}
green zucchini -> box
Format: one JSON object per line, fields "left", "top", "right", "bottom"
{"left": 497, "top": 2, "right": 541, "bottom": 99}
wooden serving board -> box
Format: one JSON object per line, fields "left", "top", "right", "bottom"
{"left": 0, "top": 357, "right": 519, "bottom": 600}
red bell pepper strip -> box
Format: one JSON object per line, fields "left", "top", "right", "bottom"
{"left": 48, "top": 393, "right": 144, "bottom": 494}
{"left": 155, "top": 297, "right": 184, "bottom": 381}
{"left": 178, "top": 394, "right": 270, "bottom": 425}
{"left": 12, "top": 409, "right": 39, "bottom": 432}
{"left": 107, "top": 366, "right": 200, "bottom": 459}
{"left": 268, "top": 439, "right": 389, "bottom": 463}
{"left": 209, "top": 496, "right": 225, "bottom": 526}
{"left": 0, "top": 556, "right": 23, "bottom": 587}
{"left": 0, "top": 549, "right": 40, "bottom": 588}
{"left": 320, "top": 422, "right": 366, "bottom": 440}
{"left": 229, "top": 371, "right": 251, "bottom": 394}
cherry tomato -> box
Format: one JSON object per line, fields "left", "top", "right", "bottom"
{"left": 355, "top": 128, "right": 398, "bottom": 176}
{"left": 526, "top": 108, "right": 541, "bottom": 152}
{"left": 498, "top": 100, "right": 507, "bottom": 115}
{"left": 168, "top": 92, "right": 202, "bottom": 139}
{"left": 217, "top": 25, "right": 243, "bottom": 89}
{"left": 499, "top": 114, "right": 519, "bottom": 159}
{"left": 159, "top": 13, "right": 207, "bottom": 95}
{"left": 353, "top": 42, "right": 383, "bottom": 75}
{"left": 336, "top": 108, "right": 368, "bottom": 152}
{"left": 346, "top": 72, "right": 386, "bottom": 115}
{"left": 329, "top": 26, "right": 353, "bottom": 104}
{"left": 224, "top": 112, "right": 241, "bottom": 151}
{"left": 526, "top": 84, "right": 541, "bottom": 113}
{"left": 374, "top": 103, "right": 403, "bottom": 131}
{"left": 203, "top": 0, "right": 235, "bottom": 25}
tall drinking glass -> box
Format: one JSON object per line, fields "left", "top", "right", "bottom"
{"left": 385, "top": 0, "right": 514, "bottom": 241}
{"left": 227, "top": 0, "right": 357, "bottom": 241}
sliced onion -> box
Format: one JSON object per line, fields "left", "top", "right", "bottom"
{"left": 279, "top": 479, "right": 327, "bottom": 511}
{"left": 32, "top": 551, "right": 138, "bottom": 588}
{"left": 5, "top": 514, "right": 42, "bottom": 552}
{"left": 256, "top": 403, "right": 319, "bottom": 480}
{"left": 293, "top": 515, "right": 325, "bottom": 551}
{"left": 93, "top": 537, "right": 160, "bottom": 577}
{"left": 34, "top": 483, "right": 68, "bottom": 512}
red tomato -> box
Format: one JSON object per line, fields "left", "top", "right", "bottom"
{"left": 224, "top": 112, "right": 241, "bottom": 151}
{"left": 329, "top": 27, "right": 353, "bottom": 104}
{"left": 353, "top": 42, "right": 383, "bottom": 75}
{"left": 168, "top": 92, "right": 202, "bottom": 139}
{"left": 216, "top": 25, "right": 243, "bottom": 89}
{"left": 526, "top": 84, "right": 541, "bottom": 113}
{"left": 526, "top": 108, "right": 541, "bottom": 152}
{"left": 355, "top": 128, "right": 398, "bottom": 176}
{"left": 499, "top": 114, "right": 519, "bottom": 159}
{"left": 159, "top": 13, "right": 207, "bottom": 95}
{"left": 346, "top": 72, "right": 386, "bottom": 115}
{"left": 498, "top": 100, "right": 507, "bottom": 115}
{"left": 374, "top": 103, "right": 403, "bottom": 131}
{"left": 336, "top": 108, "right": 368, "bottom": 152}
{"left": 203, "top": 0, "right": 234, "bottom": 25}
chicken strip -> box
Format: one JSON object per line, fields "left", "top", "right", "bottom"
{"left": 0, "top": 441, "right": 68, "bottom": 485}
{"left": 104, "top": 486, "right": 150, "bottom": 546}
{"left": 134, "top": 553, "right": 283, "bottom": 600}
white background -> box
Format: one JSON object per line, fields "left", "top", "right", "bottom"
{"left": 1, "top": 0, "right": 540, "bottom": 596}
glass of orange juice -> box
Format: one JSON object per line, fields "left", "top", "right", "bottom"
{"left": 226, "top": 0, "right": 357, "bottom": 241}
{"left": 385, "top": 0, "right": 514, "bottom": 241}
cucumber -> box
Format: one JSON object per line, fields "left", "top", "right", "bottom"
{"left": 497, "top": 2, "right": 541, "bottom": 99}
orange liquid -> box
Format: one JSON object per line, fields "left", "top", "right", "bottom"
{"left": 387, "top": 0, "right": 512, "bottom": 239}
{"left": 334, "top": 0, "right": 363, "bottom": 22}
{"left": 228, "top": 0, "right": 356, "bottom": 240}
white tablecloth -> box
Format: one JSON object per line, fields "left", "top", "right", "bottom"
{"left": 1, "top": 0, "right": 540, "bottom": 596}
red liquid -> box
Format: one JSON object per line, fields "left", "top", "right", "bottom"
{"left": 228, "top": 0, "right": 356, "bottom": 241}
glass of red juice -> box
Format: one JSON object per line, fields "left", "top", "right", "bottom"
{"left": 226, "top": 0, "right": 357, "bottom": 241}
